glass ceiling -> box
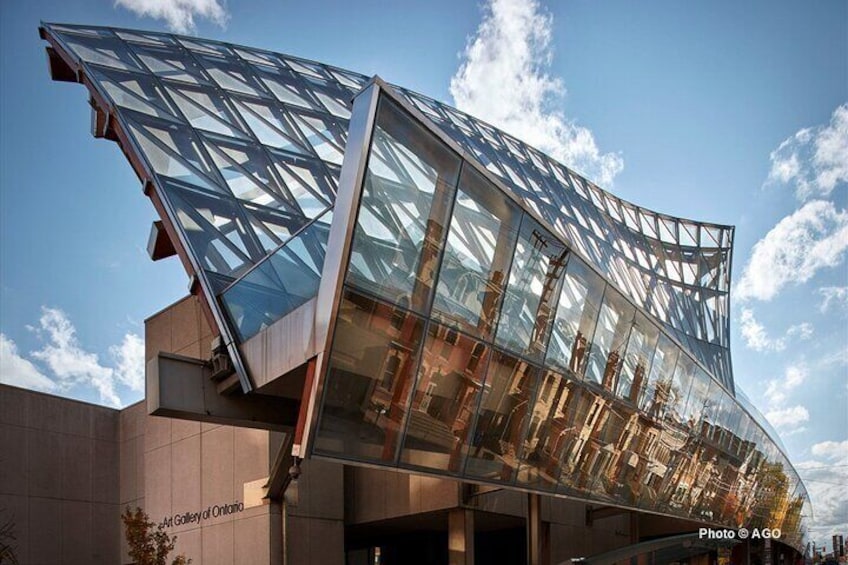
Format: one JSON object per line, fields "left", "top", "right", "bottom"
{"left": 40, "top": 22, "right": 734, "bottom": 390}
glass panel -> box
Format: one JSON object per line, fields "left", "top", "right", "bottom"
{"left": 656, "top": 423, "right": 693, "bottom": 510}
{"left": 584, "top": 287, "right": 635, "bottom": 389}
{"left": 221, "top": 213, "right": 331, "bottom": 341}
{"left": 346, "top": 97, "right": 461, "bottom": 312}
{"left": 496, "top": 218, "right": 568, "bottom": 361}
{"left": 640, "top": 417, "right": 668, "bottom": 508}
{"left": 583, "top": 401, "right": 633, "bottom": 501}
{"left": 400, "top": 324, "right": 490, "bottom": 473}
{"left": 515, "top": 370, "right": 577, "bottom": 491}
{"left": 546, "top": 257, "right": 606, "bottom": 377}
{"left": 463, "top": 352, "right": 539, "bottom": 482}
{"left": 314, "top": 289, "right": 425, "bottom": 463}
{"left": 682, "top": 367, "right": 712, "bottom": 429}
{"left": 638, "top": 334, "right": 680, "bottom": 419}
{"left": 556, "top": 387, "right": 606, "bottom": 496}
{"left": 166, "top": 83, "right": 247, "bottom": 138}
{"left": 666, "top": 353, "right": 695, "bottom": 426}
{"left": 165, "top": 181, "right": 255, "bottom": 276}
{"left": 617, "top": 313, "right": 659, "bottom": 404}
{"left": 63, "top": 34, "right": 142, "bottom": 71}
{"left": 431, "top": 166, "right": 520, "bottom": 338}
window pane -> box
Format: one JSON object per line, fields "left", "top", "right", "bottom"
{"left": 556, "top": 387, "right": 605, "bottom": 496}
{"left": 432, "top": 166, "right": 520, "bottom": 338}
{"left": 496, "top": 218, "right": 569, "bottom": 361}
{"left": 638, "top": 333, "right": 680, "bottom": 418}
{"left": 546, "top": 257, "right": 605, "bottom": 377}
{"left": 463, "top": 352, "right": 539, "bottom": 482}
{"left": 683, "top": 366, "right": 712, "bottom": 428}
{"left": 584, "top": 287, "right": 635, "bottom": 389}
{"left": 347, "top": 97, "right": 460, "bottom": 312}
{"left": 221, "top": 212, "right": 331, "bottom": 341}
{"left": 400, "top": 324, "right": 490, "bottom": 473}
{"left": 314, "top": 289, "right": 424, "bottom": 463}
{"left": 515, "top": 370, "right": 578, "bottom": 491}
{"left": 583, "top": 402, "right": 631, "bottom": 500}
{"left": 616, "top": 313, "right": 660, "bottom": 403}
{"left": 666, "top": 352, "right": 695, "bottom": 426}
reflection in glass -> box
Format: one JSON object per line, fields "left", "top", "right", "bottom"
{"left": 556, "top": 387, "right": 608, "bottom": 495}
{"left": 666, "top": 353, "right": 695, "bottom": 425}
{"left": 581, "top": 401, "right": 633, "bottom": 500}
{"left": 585, "top": 287, "right": 635, "bottom": 389}
{"left": 639, "top": 334, "right": 680, "bottom": 418}
{"left": 400, "top": 324, "right": 490, "bottom": 473}
{"left": 683, "top": 367, "right": 712, "bottom": 428}
{"left": 314, "top": 289, "right": 424, "bottom": 463}
{"left": 222, "top": 212, "right": 331, "bottom": 340}
{"left": 546, "top": 257, "right": 605, "bottom": 377}
{"left": 496, "top": 218, "right": 568, "bottom": 361}
{"left": 617, "top": 313, "right": 659, "bottom": 403}
{"left": 347, "top": 97, "right": 460, "bottom": 312}
{"left": 464, "top": 352, "right": 540, "bottom": 482}
{"left": 432, "top": 167, "right": 520, "bottom": 338}
{"left": 515, "top": 370, "right": 576, "bottom": 491}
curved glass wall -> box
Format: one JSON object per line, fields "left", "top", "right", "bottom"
{"left": 311, "top": 91, "right": 808, "bottom": 549}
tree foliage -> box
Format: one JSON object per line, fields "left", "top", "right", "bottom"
{"left": 121, "top": 507, "right": 190, "bottom": 565}
{"left": 0, "top": 508, "right": 18, "bottom": 565}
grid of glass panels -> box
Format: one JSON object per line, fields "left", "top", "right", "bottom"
{"left": 221, "top": 211, "right": 332, "bottom": 340}
{"left": 42, "top": 22, "right": 733, "bottom": 387}
{"left": 312, "top": 91, "right": 806, "bottom": 544}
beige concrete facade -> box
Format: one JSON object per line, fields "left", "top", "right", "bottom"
{"left": 0, "top": 384, "right": 121, "bottom": 564}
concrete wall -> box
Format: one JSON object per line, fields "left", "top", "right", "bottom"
{"left": 144, "top": 294, "right": 215, "bottom": 365}
{"left": 284, "top": 458, "right": 346, "bottom": 565}
{"left": 132, "top": 413, "right": 281, "bottom": 565}
{"left": 140, "top": 293, "right": 282, "bottom": 565}
{"left": 0, "top": 384, "right": 121, "bottom": 565}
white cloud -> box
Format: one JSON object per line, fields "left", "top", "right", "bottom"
{"left": 810, "top": 440, "right": 848, "bottom": 459}
{"left": 739, "top": 308, "right": 773, "bottom": 351}
{"left": 739, "top": 308, "right": 813, "bottom": 352}
{"left": 767, "top": 103, "right": 848, "bottom": 200}
{"left": 818, "top": 285, "right": 848, "bottom": 313}
{"left": 764, "top": 404, "right": 809, "bottom": 428}
{"left": 450, "top": 0, "right": 623, "bottom": 186}
{"left": 4, "top": 308, "right": 147, "bottom": 407}
{"left": 0, "top": 334, "right": 58, "bottom": 393}
{"left": 110, "top": 333, "right": 145, "bottom": 392}
{"left": 764, "top": 363, "right": 808, "bottom": 407}
{"left": 736, "top": 200, "right": 848, "bottom": 301}
{"left": 114, "top": 0, "right": 229, "bottom": 34}
{"left": 797, "top": 444, "right": 848, "bottom": 546}
{"left": 31, "top": 307, "right": 122, "bottom": 407}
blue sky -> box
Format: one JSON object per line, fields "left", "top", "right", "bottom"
{"left": 1, "top": 0, "right": 845, "bottom": 546}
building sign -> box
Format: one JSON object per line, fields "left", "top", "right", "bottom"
{"left": 158, "top": 501, "right": 245, "bottom": 528}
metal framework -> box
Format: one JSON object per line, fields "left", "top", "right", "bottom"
{"left": 40, "top": 22, "right": 732, "bottom": 388}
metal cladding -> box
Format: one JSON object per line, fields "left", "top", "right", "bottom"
{"left": 41, "top": 22, "right": 808, "bottom": 552}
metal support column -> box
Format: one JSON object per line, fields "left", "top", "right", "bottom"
{"left": 527, "top": 492, "right": 545, "bottom": 565}
{"left": 449, "top": 508, "right": 475, "bottom": 565}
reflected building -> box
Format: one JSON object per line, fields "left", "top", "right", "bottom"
{"left": 33, "top": 22, "right": 810, "bottom": 564}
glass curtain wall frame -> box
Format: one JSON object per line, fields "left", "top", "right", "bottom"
{"left": 307, "top": 83, "right": 807, "bottom": 550}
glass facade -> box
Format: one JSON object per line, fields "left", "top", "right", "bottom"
{"left": 41, "top": 22, "right": 807, "bottom": 552}
{"left": 310, "top": 91, "right": 807, "bottom": 549}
